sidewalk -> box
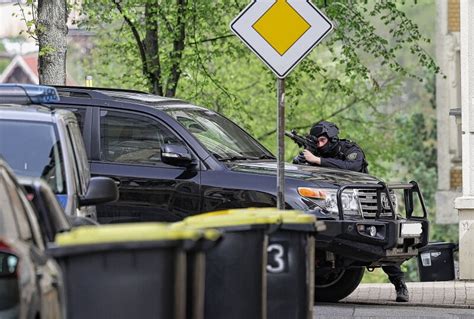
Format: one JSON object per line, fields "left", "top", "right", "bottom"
{"left": 341, "top": 281, "right": 474, "bottom": 308}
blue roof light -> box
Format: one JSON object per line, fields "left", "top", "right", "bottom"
{"left": 0, "top": 84, "right": 60, "bottom": 104}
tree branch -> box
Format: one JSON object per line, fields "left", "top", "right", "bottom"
{"left": 189, "top": 34, "right": 234, "bottom": 45}
{"left": 112, "top": 0, "right": 152, "bottom": 89}
{"left": 156, "top": 6, "right": 174, "bottom": 34}
{"left": 17, "top": 0, "right": 38, "bottom": 41}
{"left": 257, "top": 96, "right": 363, "bottom": 140}
{"left": 189, "top": 1, "right": 236, "bottom": 102}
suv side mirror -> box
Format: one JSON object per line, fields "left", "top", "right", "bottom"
{"left": 161, "top": 144, "right": 193, "bottom": 167}
{"left": 79, "top": 177, "right": 119, "bottom": 206}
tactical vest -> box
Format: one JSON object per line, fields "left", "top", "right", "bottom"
{"left": 335, "top": 139, "right": 369, "bottom": 174}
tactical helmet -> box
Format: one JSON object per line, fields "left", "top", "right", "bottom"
{"left": 310, "top": 121, "right": 340, "bottom": 155}
{"left": 310, "top": 121, "right": 339, "bottom": 140}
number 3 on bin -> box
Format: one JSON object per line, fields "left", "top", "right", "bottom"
{"left": 267, "top": 242, "right": 288, "bottom": 273}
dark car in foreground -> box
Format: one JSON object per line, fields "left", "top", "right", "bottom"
{"left": 49, "top": 86, "right": 429, "bottom": 302}
{"left": 0, "top": 160, "right": 64, "bottom": 319}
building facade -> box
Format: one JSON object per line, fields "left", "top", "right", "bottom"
{"left": 436, "top": 0, "right": 462, "bottom": 224}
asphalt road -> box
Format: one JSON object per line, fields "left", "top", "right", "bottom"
{"left": 314, "top": 303, "right": 474, "bottom": 318}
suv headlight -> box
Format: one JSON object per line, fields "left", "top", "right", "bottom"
{"left": 298, "top": 187, "right": 362, "bottom": 216}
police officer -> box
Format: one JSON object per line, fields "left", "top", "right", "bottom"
{"left": 294, "top": 120, "right": 409, "bottom": 303}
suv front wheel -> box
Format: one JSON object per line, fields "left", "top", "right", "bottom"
{"left": 314, "top": 267, "right": 365, "bottom": 302}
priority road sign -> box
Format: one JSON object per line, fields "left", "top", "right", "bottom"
{"left": 231, "top": 0, "right": 334, "bottom": 210}
{"left": 231, "top": 0, "right": 333, "bottom": 78}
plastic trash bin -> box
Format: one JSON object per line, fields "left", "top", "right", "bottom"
{"left": 176, "top": 210, "right": 281, "bottom": 319}
{"left": 181, "top": 229, "right": 221, "bottom": 319}
{"left": 417, "top": 242, "right": 457, "bottom": 281}
{"left": 229, "top": 208, "right": 317, "bottom": 319}
{"left": 266, "top": 210, "right": 315, "bottom": 319}
{"left": 48, "top": 223, "right": 202, "bottom": 319}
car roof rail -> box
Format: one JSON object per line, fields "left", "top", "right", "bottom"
{"left": 0, "top": 84, "right": 60, "bottom": 105}
{"left": 53, "top": 85, "right": 147, "bottom": 100}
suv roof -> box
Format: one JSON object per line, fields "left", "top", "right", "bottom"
{"left": 53, "top": 86, "right": 211, "bottom": 112}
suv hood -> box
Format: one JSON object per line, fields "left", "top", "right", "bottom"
{"left": 227, "top": 161, "right": 381, "bottom": 186}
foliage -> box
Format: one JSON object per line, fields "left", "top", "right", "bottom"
{"left": 79, "top": 1, "right": 437, "bottom": 95}
{"left": 13, "top": 0, "right": 38, "bottom": 41}
{"left": 0, "top": 59, "right": 9, "bottom": 74}
{"left": 79, "top": 1, "right": 438, "bottom": 174}
{"left": 0, "top": 41, "right": 7, "bottom": 74}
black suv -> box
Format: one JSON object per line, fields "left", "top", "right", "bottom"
{"left": 50, "top": 86, "right": 429, "bottom": 302}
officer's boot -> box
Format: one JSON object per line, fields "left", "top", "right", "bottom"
{"left": 390, "top": 277, "right": 409, "bottom": 302}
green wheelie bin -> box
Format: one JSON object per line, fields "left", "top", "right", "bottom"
{"left": 48, "top": 223, "right": 203, "bottom": 319}
{"left": 175, "top": 210, "right": 281, "bottom": 319}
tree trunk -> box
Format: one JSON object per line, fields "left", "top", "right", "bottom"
{"left": 37, "top": 0, "right": 68, "bottom": 85}
{"left": 144, "top": 2, "right": 163, "bottom": 95}
{"left": 165, "top": 0, "right": 186, "bottom": 97}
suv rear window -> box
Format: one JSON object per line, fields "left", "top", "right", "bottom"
{"left": 0, "top": 120, "right": 66, "bottom": 194}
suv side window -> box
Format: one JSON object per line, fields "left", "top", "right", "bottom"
{"left": 100, "top": 110, "right": 182, "bottom": 165}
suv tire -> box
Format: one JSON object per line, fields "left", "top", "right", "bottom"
{"left": 314, "top": 267, "right": 365, "bottom": 302}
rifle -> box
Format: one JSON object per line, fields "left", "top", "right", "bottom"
{"left": 284, "top": 129, "right": 319, "bottom": 155}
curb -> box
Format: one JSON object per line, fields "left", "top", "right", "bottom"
{"left": 338, "top": 299, "right": 474, "bottom": 309}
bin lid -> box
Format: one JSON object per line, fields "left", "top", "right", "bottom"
{"left": 418, "top": 241, "right": 457, "bottom": 252}
{"left": 177, "top": 209, "right": 282, "bottom": 229}
{"left": 220, "top": 208, "right": 316, "bottom": 224}
{"left": 55, "top": 223, "right": 204, "bottom": 246}
{"left": 169, "top": 224, "right": 221, "bottom": 241}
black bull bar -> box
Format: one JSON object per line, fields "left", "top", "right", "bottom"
{"left": 336, "top": 181, "right": 428, "bottom": 221}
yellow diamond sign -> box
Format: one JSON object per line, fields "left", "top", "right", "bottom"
{"left": 253, "top": 0, "right": 310, "bottom": 55}
{"left": 231, "top": 0, "right": 333, "bottom": 78}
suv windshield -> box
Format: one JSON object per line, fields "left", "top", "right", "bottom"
{"left": 166, "top": 108, "right": 274, "bottom": 160}
{"left": 0, "top": 120, "right": 66, "bottom": 194}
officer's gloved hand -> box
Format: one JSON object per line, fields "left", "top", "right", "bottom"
{"left": 292, "top": 152, "right": 307, "bottom": 165}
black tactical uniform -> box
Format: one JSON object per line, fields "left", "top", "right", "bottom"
{"left": 316, "top": 139, "right": 368, "bottom": 173}
{"left": 295, "top": 121, "right": 409, "bottom": 302}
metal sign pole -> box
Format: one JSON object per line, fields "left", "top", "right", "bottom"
{"left": 277, "top": 78, "right": 285, "bottom": 210}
